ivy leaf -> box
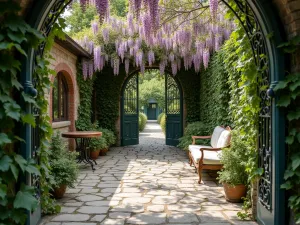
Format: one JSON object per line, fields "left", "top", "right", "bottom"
{"left": 11, "top": 209, "right": 28, "bottom": 225}
{"left": 297, "top": 133, "right": 300, "bottom": 143}
{"left": 291, "top": 154, "right": 300, "bottom": 170}
{"left": 11, "top": 78, "right": 23, "bottom": 90}
{"left": 0, "top": 155, "right": 13, "bottom": 172}
{"left": 22, "top": 92, "right": 36, "bottom": 104}
{"left": 21, "top": 114, "right": 36, "bottom": 127}
{"left": 7, "top": 31, "right": 27, "bottom": 44}
{"left": 10, "top": 164, "right": 19, "bottom": 181}
{"left": 274, "top": 81, "right": 288, "bottom": 91}
{"left": 14, "top": 155, "right": 27, "bottom": 173}
{"left": 286, "top": 135, "right": 294, "bottom": 145}
{"left": 281, "top": 181, "right": 293, "bottom": 190}
{"left": 0, "top": 133, "right": 12, "bottom": 145}
{"left": 4, "top": 102, "right": 21, "bottom": 120}
{"left": 0, "top": 184, "right": 7, "bottom": 199}
{"left": 289, "top": 79, "right": 300, "bottom": 91}
{"left": 25, "top": 164, "right": 40, "bottom": 176}
{"left": 287, "top": 110, "right": 300, "bottom": 121}
{"left": 277, "top": 95, "right": 291, "bottom": 107}
{"left": 13, "top": 184, "right": 38, "bottom": 211}
{"left": 284, "top": 169, "right": 294, "bottom": 179}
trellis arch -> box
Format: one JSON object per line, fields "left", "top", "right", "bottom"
{"left": 22, "top": 1, "right": 286, "bottom": 225}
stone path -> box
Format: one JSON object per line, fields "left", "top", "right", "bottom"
{"left": 41, "top": 121, "right": 257, "bottom": 225}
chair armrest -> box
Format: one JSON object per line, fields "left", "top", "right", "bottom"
{"left": 192, "top": 136, "right": 211, "bottom": 145}
{"left": 200, "top": 147, "right": 222, "bottom": 151}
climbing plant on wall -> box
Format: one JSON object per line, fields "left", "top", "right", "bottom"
{"left": 275, "top": 36, "right": 300, "bottom": 223}
{"left": 176, "top": 69, "right": 200, "bottom": 123}
{"left": 199, "top": 47, "right": 231, "bottom": 129}
{"left": 0, "top": 2, "right": 65, "bottom": 223}
{"left": 75, "top": 62, "right": 95, "bottom": 131}
{"left": 93, "top": 65, "right": 126, "bottom": 133}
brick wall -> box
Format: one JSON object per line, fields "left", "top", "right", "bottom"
{"left": 47, "top": 43, "right": 80, "bottom": 150}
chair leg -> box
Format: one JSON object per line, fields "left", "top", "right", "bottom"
{"left": 198, "top": 164, "right": 203, "bottom": 184}
{"left": 188, "top": 152, "right": 193, "bottom": 166}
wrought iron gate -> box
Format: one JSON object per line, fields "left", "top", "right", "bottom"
{"left": 165, "top": 74, "right": 183, "bottom": 146}
{"left": 121, "top": 74, "right": 139, "bottom": 146}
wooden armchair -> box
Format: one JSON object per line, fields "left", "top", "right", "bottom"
{"left": 188, "top": 126, "right": 231, "bottom": 184}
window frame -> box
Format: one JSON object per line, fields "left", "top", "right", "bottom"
{"left": 52, "top": 72, "right": 69, "bottom": 122}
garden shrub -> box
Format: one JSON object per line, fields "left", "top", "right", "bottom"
{"left": 177, "top": 121, "right": 210, "bottom": 150}
{"left": 218, "top": 131, "right": 248, "bottom": 186}
{"left": 139, "top": 112, "right": 147, "bottom": 131}
{"left": 157, "top": 112, "right": 164, "bottom": 124}
{"left": 160, "top": 113, "right": 166, "bottom": 133}
{"left": 49, "top": 132, "right": 79, "bottom": 188}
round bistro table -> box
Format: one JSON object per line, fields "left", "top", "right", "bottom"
{"left": 62, "top": 131, "right": 102, "bottom": 171}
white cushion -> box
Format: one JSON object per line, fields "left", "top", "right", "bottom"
{"left": 189, "top": 147, "right": 222, "bottom": 165}
{"left": 210, "top": 126, "right": 225, "bottom": 148}
{"left": 216, "top": 130, "right": 231, "bottom": 148}
{"left": 188, "top": 145, "right": 212, "bottom": 152}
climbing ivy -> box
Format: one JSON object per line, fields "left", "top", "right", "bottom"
{"left": 199, "top": 48, "right": 231, "bottom": 129}
{"left": 94, "top": 65, "right": 126, "bottom": 134}
{"left": 176, "top": 69, "right": 200, "bottom": 123}
{"left": 75, "top": 62, "right": 95, "bottom": 131}
{"left": 276, "top": 36, "right": 300, "bottom": 224}
{"left": 0, "top": 1, "right": 65, "bottom": 223}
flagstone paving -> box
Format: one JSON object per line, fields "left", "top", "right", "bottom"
{"left": 41, "top": 121, "right": 257, "bottom": 225}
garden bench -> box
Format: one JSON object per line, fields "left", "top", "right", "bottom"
{"left": 188, "top": 126, "right": 231, "bottom": 184}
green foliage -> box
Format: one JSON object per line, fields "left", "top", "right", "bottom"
{"left": 0, "top": 1, "right": 61, "bottom": 222}
{"left": 139, "top": 112, "right": 147, "bottom": 131}
{"left": 139, "top": 71, "right": 165, "bottom": 109}
{"left": 199, "top": 48, "right": 231, "bottom": 130}
{"left": 157, "top": 112, "right": 164, "bottom": 124}
{"left": 198, "top": 24, "right": 260, "bottom": 219}
{"left": 176, "top": 69, "right": 200, "bottom": 123}
{"left": 94, "top": 66, "right": 126, "bottom": 134}
{"left": 64, "top": 2, "right": 98, "bottom": 36}
{"left": 177, "top": 121, "right": 210, "bottom": 150}
{"left": 275, "top": 36, "right": 300, "bottom": 223}
{"left": 89, "top": 136, "right": 108, "bottom": 151}
{"left": 110, "top": 0, "right": 128, "bottom": 17}
{"left": 49, "top": 133, "right": 79, "bottom": 188}
{"left": 218, "top": 131, "right": 248, "bottom": 185}
{"left": 159, "top": 113, "right": 166, "bottom": 133}
{"left": 75, "top": 62, "right": 94, "bottom": 131}
{"left": 99, "top": 127, "right": 117, "bottom": 146}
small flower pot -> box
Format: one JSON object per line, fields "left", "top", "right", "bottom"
{"left": 99, "top": 148, "right": 108, "bottom": 156}
{"left": 53, "top": 184, "right": 67, "bottom": 199}
{"left": 223, "top": 183, "right": 247, "bottom": 203}
{"left": 90, "top": 149, "right": 100, "bottom": 160}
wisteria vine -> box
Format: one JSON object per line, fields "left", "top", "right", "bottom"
{"left": 76, "top": 0, "right": 234, "bottom": 78}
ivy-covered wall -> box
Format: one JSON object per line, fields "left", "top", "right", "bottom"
{"left": 93, "top": 65, "right": 126, "bottom": 135}
{"left": 176, "top": 69, "right": 201, "bottom": 123}
{"left": 199, "top": 51, "right": 231, "bottom": 129}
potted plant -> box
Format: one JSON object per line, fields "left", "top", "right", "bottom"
{"left": 50, "top": 132, "right": 79, "bottom": 199}
{"left": 98, "top": 127, "right": 116, "bottom": 152}
{"left": 217, "top": 131, "right": 248, "bottom": 203}
{"left": 89, "top": 136, "right": 107, "bottom": 158}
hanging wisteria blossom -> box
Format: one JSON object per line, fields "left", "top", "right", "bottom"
{"left": 78, "top": 0, "right": 234, "bottom": 77}
{"left": 209, "top": 0, "right": 218, "bottom": 19}
{"left": 95, "top": 0, "right": 109, "bottom": 23}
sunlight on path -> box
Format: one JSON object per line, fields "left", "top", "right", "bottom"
{"left": 41, "top": 121, "right": 257, "bottom": 225}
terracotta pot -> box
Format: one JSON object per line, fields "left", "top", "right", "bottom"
{"left": 90, "top": 149, "right": 100, "bottom": 160}
{"left": 99, "top": 148, "right": 108, "bottom": 156}
{"left": 53, "top": 184, "right": 67, "bottom": 199}
{"left": 223, "top": 183, "right": 247, "bottom": 203}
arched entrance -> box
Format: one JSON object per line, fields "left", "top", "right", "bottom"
{"left": 121, "top": 70, "right": 183, "bottom": 147}
{"left": 21, "top": 1, "right": 287, "bottom": 225}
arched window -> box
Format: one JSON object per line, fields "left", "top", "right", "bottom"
{"left": 52, "top": 72, "right": 68, "bottom": 121}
